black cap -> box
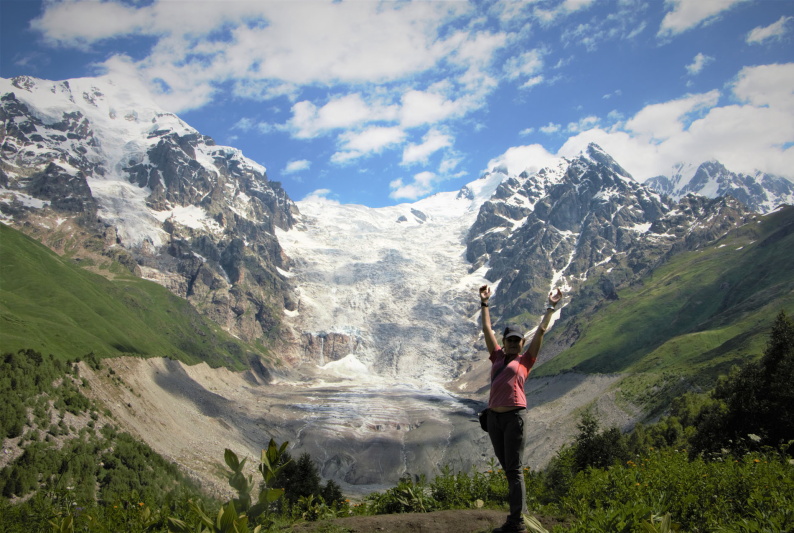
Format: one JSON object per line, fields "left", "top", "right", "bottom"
{"left": 503, "top": 325, "right": 524, "bottom": 339}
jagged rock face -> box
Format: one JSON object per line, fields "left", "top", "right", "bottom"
{"left": 465, "top": 144, "right": 754, "bottom": 330}
{"left": 0, "top": 75, "right": 299, "bottom": 347}
{"left": 301, "top": 332, "right": 361, "bottom": 364}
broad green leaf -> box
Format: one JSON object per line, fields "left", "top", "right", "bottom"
{"left": 224, "top": 449, "right": 240, "bottom": 471}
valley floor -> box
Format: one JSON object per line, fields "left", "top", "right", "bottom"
{"left": 78, "top": 356, "right": 640, "bottom": 498}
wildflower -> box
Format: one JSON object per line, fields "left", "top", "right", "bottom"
{"left": 138, "top": 502, "right": 144, "bottom": 507}
{"left": 753, "top": 459, "right": 760, "bottom": 463}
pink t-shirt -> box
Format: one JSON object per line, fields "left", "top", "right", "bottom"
{"left": 488, "top": 347, "right": 538, "bottom": 409}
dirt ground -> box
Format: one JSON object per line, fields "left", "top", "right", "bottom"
{"left": 290, "top": 509, "right": 568, "bottom": 533}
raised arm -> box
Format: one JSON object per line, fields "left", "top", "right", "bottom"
{"left": 523, "top": 288, "right": 563, "bottom": 359}
{"left": 479, "top": 285, "right": 498, "bottom": 355}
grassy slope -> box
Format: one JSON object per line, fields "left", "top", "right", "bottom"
{"left": 0, "top": 223, "right": 264, "bottom": 368}
{"left": 535, "top": 206, "right": 794, "bottom": 404}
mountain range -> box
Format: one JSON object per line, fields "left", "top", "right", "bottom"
{"left": 1, "top": 74, "right": 792, "bottom": 491}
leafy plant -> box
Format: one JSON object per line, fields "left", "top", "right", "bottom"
{"left": 169, "top": 500, "right": 260, "bottom": 533}
{"left": 225, "top": 439, "right": 290, "bottom": 523}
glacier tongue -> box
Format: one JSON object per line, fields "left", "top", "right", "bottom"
{"left": 277, "top": 189, "right": 494, "bottom": 383}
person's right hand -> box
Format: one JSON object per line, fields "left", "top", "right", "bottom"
{"left": 479, "top": 285, "right": 491, "bottom": 303}
{"left": 548, "top": 288, "right": 563, "bottom": 306}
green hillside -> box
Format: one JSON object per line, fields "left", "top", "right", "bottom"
{"left": 537, "top": 206, "right": 794, "bottom": 404}
{"left": 0, "top": 223, "right": 266, "bottom": 368}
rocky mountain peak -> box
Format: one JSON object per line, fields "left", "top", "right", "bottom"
{"left": 1, "top": 75, "right": 299, "bottom": 348}
{"left": 464, "top": 147, "right": 752, "bottom": 330}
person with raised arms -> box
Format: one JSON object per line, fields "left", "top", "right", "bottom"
{"left": 479, "top": 284, "right": 563, "bottom": 533}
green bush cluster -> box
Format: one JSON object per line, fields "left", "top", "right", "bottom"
{"left": 556, "top": 448, "right": 793, "bottom": 532}
{"left": 0, "top": 349, "right": 73, "bottom": 438}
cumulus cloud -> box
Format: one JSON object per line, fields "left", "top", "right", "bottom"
{"left": 401, "top": 129, "right": 453, "bottom": 165}
{"left": 746, "top": 16, "right": 793, "bottom": 44}
{"left": 624, "top": 91, "right": 720, "bottom": 140}
{"left": 283, "top": 160, "right": 311, "bottom": 174}
{"left": 399, "top": 89, "right": 470, "bottom": 129}
{"left": 558, "top": 63, "right": 794, "bottom": 180}
{"left": 685, "top": 53, "right": 714, "bottom": 76}
{"left": 533, "top": 0, "right": 597, "bottom": 25}
{"left": 504, "top": 49, "right": 545, "bottom": 82}
{"left": 301, "top": 188, "right": 339, "bottom": 204}
{"left": 288, "top": 94, "right": 398, "bottom": 139}
{"left": 567, "top": 115, "right": 600, "bottom": 133}
{"left": 37, "top": 1, "right": 478, "bottom": 114}
{"left": 389, "top": 171, "right": 439, "bottom": 200}
{"left": 486, "top": 144, "right": 560, "bottom": 177}
{"left": 658, "top": 0, "right": 751, "bottom": 37}
{"left": 332, "top": 126, "right": 407, "bottom": 164}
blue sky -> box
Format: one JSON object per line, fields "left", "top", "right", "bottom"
{"left": 1, "top": 0, "right": 793, "bottom": 207}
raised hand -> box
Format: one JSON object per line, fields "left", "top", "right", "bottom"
{"left": 479, "top": 285, "right": 491, "bottom": 303}
{"left": 548, "top": 288, "right": 563, "bottom": 307}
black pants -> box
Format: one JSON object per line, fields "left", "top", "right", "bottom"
{"left": 487, "top": 408, "right": 527, "bottom": 525}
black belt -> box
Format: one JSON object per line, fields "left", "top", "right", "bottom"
{"left": 491, "top": 407, "right": 525, "bottom": 414}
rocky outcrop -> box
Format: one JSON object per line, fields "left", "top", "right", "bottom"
{"left": 301, "top": 332, "right": 361, "bottom": 364}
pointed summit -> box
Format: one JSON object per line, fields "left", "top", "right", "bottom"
{"left": 581, "top": 143, "right": 634, "bottom": 181}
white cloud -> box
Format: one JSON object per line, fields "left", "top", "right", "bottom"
{"left": 439, "top": 156, "right": 464, "bottom": 175}
{"left": 521, "top": 75, "right": 545, "bottom": 89}
{"left": 747, "top": 16, "right": 793, "bottom": 44}
{"left": 532, "top": 0, "right": 597, "bottom": 25}
{"left": 685, "top": 53, "right": 714, "bottom": 75}
{"left": 31, "top": 1, "right": 154, "bottom": 48}
{"left": 399, "top": 89, "right": 469, "bottom": 129}
{"left": 557, "top": 63, "right": 794, "bottom": 180}
{"left": 389, "top": 171, "right": 438, "bottom": 200}
{"left": 486, "top": 144, "right": 560, "bottom": 177}
{"left": 504, "top": 49, "right": 545, "bottom": 81}
{"left": 288, "top": 94, "right": 398, "bottom": 139}
{"left": 39, "top": 1, "right": 481, "bottom": 114}
{"left": 284, "top": 160, "right": 311, "bottom": 174}
{"left": 332, "top": 126, "right": 407, "bottom": 164}
{"left": 732, "top": 63, "right": 794, "bottom": 112}
{"left": 540, "top": 122, "right": 561, "bottom": 134}
{"left": 567, "top": 115, "right": 600, "bottom": 133}
{"left": 233, "top": 117, "right": 256, "bottom": 132}
{"left": 624, "top": 91, "right": 720, "bottom": 141}
{"left": 301, "top": 189, "right": 339, "bottom": 204}
{"left": 402, "top": 129, "right": 453, "bottom": 165}
{"left": 658, "top": 0, "right": 751, "bottom": 37}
